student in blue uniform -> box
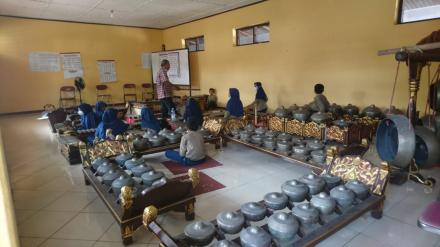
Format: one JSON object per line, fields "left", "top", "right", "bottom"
{"left": 253, "top": 82, "right": 268, "bottom": 113}
{"left": 183, "top": 98, "right": 203, "bottom": 129}
{"left": 78, "top": 103, "right": 98, "bottom": 129}
{"left": 225, "top": 88, "right": 244, "bottom": 118}
{"left": 140, "top": 107, "right": 161, "bottom": 132}
{"left": 77, "top": 103, "right": 99, "bottom": 143}
{"left": 95, "top": 101, "right": 107, "bottom": 123}
{"left": 95, "top": 108, "right": 128, "bottom": 139}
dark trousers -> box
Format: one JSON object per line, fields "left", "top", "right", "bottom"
{"left": 160, "top": 97, "right": 176, "bottom": 119}
{"left": 206, "top": 101, "right": 217, "bottom": 110}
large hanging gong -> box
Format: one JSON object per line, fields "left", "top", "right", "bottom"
{"left": 437, "top": 115, "right": 440, "bottom": 138}
{"left": 422, "top": 115, "right": 440, "bottom": 138}
{"left": 414, "top": 126, "right": 440, "bottom": 169}
{"left": 421, "top": 115, "right": 437, "bottom": 133}
{"left": 429, "top": 81, "right": 440, "bottom": 111}
{"left": 376, "top": 115, "right": 415, "bottom": 168}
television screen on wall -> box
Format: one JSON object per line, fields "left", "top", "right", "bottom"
{"left": 395, "top": 0, "right": 440, "bottom": 24}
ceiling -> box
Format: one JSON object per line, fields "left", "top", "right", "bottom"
{"left": 0, "top": 0, "right": 265, "bottom": 29}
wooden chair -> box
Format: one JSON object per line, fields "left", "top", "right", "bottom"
{"left": 96, "top": 84, "right": 111, "bottom": 103}
{"left": 141, "top": 83, "right": 153, "bottom": 101}
{"left": 123, "top": 83, "right": 137, "bottom": 103}
{"left": 59, "top": 86, "right": 77, "bottom": 108}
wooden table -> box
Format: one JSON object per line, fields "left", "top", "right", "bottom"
{"left": 143, "top": 193, "right": 384, "bottom": 247}
{"left": 57, "top": 135, "right": 82, "bottom": 165}
{"left": 82, "top": 166, "right": 198, "bottom": 245}
{"left": 80, "top": 140, "right": 202, "bottom": 245}
{"left": 224, "top": 135, "right": 325, "bottom": 173}
{"left": 133, "top": 136, "right": 222, "bottom": 155}
{"left": 140, "top": 134, "right": 389, "bottom": 247}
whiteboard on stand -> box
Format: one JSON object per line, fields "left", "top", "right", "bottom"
{"left": 151, "top": 49, "right": 190, "bottom": 86}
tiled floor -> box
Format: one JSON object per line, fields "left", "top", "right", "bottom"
{"left": 1, "top": 114, "right": 440, "bottom": 247}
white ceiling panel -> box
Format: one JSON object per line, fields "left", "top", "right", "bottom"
{"left": 95, "top": 0, "right": 146, "bottom": 12}
{"left": 0, "top": 0, "right": 48, "bottom": 18}
{"left": 191, "top": 0, "right": 248, "bottom": 6}
{"left": 82, "top": 8, "right": 125, "bottom": 25}
{"left": 0, "top": 0, "right": 48, "bottom": 9}
{"left": 50, "top": 0, "right": 101, "bottom": 8}
{"left": 41, "top": 3, "right": 90, "bottom": 20}
{"left": 0, "top": 0, "right": 264, "bottom": 28}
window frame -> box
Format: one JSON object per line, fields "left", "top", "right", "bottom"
{"left": 394, "top": 0, "right": 440, "bottom": 24}
{"left": 235, "top": 22, "right": 270, "bottom": 46}
{"left": 184, "top": 35, "right": 205, "bottom": 52}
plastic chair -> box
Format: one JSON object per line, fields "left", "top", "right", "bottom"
{"left": 141, "top": 83, "right": 153, "bottom": 101}
{"left": 59, "top": 86, "right": 77, "bottom": 108}
{"left": 123, "top": 83, "right": 137, "bottom": 103}
{"left": 418, "top": 192, "right": 440, "bottom": 235}
{"left": 96, "top": 85, "right": 111, "bottom": 103}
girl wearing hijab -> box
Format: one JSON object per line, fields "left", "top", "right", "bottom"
{"left": 95, "top": 108, "right": 128, "bottom": 139}
{"left": 95, "top": 101, "right": 107, "bottom": 123}
{"left": 183, "top": 98, "right": 203, "bottom": 129}
{"left": 78, "top": 103, "right": 98, "bottom": 129}
{"left": 225, "top": 88, "right": 244, "bottom": 118}
{"left": 247, "top": 82, "right": 268, "bottom": 113}
{"left": 140, "top": 107, "right": 161, "bottom": 132}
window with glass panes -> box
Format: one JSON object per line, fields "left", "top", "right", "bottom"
{"left": 236, "top": 23, "right": 269, "bottom": 46}
{"left": 185, "top": 36, "right": 205, "bottom": 52}
{"left": 395, "top": 0, "right": 440, "bottom": 24}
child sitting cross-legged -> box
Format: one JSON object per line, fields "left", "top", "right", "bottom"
{"left": 165, "top": 118, "right": 206, "bottom": 166}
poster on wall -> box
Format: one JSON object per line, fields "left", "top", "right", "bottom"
{"left": 158, "top": 52, "right": 180, "bottom": 76}
{"left": 28, "top": 52, "right": 61, "bottom": 72}
{"left": 97, "top": 60, "right": 117, "bottom": 83}
{"left": 61, "top": 52, "right": 83, "bottom": 79}
{"left": 141, "top": 52, "right": 152, "bottom": 69}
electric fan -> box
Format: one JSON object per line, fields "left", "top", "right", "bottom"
{"left": 74, "top": 76, "right": 85, "bottom": 103}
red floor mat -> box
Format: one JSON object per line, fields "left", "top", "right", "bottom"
{"left": 162, "top": 156, "right": 223, "bottom": 175}
{"left": 179, "top": 171, "right": 225, "bottom": 196}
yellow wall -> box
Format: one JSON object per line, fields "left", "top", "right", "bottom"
{"left": 0, "top": 17, "right": 163, "bottom": 113}
{"left": 0, "top": 131, "right": 19, "bottom": 247}
{"left": 163, "top": 0, "right": 440, "bottom": 111}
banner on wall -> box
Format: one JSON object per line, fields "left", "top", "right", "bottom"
{"left": 141, "top": 52, "right": 152, "bottom": 69}
{"left": 97, "top": 60, "right": 117, "bottom": 83}
{"left": 28, "top": 52, "right": 61, "bottom": 72}
{"left": 61, "top": 52, "right": 83, "bottom": 79}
